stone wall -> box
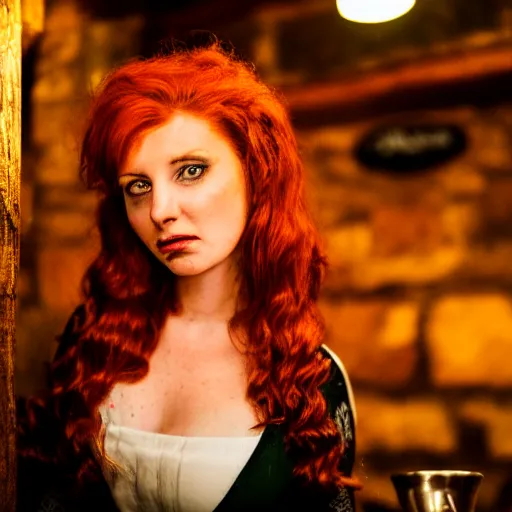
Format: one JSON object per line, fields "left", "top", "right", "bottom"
{"left": 300, "top": 106, "right": 512, "bottom": 510}
{"left": 16, "top": 0, "right": 512, "bottom": 510}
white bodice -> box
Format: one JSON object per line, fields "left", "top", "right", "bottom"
{"left": 99, "top": 402, "right": 262, "bottom": 512}
{"left": 96, "top": 344, "right": 355, "bottom": 512}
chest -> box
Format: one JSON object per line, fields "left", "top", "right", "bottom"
{"left": 105, "top": 334, "right": 259, "bottom": 436}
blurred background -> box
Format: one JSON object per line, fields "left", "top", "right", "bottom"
{"left": 15, "top": 0, "right": 512, "bottom": 510}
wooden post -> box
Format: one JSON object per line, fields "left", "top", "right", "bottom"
{"left": 0, "top": 0, "right": 21, "bottom": 509}
{"left": 0, "top": 0, "right": 44, "bottom": 507}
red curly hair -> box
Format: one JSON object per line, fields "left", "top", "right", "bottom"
{"left": 18, "top": 42, "right": 356, "bottom": 493}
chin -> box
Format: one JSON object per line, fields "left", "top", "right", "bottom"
{"left": 163, "top": 255, "right": 207, "bottom": 276}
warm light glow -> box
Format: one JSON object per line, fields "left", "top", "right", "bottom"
{"left": 336, "top": 0, "right": 416, "bottom": 23}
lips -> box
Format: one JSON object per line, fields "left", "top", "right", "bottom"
{"left": 156, "top": 235, "right": 199, "bottom": 255}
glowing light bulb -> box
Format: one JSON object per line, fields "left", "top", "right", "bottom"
{"left": 336, "top": 0, "right": 416, "bottom": 23}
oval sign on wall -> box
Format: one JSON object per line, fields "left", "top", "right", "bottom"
{"left": 355, "top": 124, "right": 467, "bottom": 173}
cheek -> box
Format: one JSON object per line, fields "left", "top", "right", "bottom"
{"left": 195, "top": 181, "right": 246, "bottom": 228}
{"left": 210, "top": 193, "right": 246, "bottom": 245}
{"left": 125, "top": 205, "right": 151, "bottom": 240}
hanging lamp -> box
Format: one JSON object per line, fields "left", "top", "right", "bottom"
{"left": 336, "top": 0, "right": 416, "bottom": 23}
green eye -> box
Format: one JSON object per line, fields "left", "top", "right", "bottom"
{"left": 178, "top": 164, "right": 208, "bottom": 181}
{"left": 126, "top": 180, "right": 151, "bottom": 196}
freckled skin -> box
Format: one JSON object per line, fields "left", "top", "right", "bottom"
{"left": 112, "top": 113, "right": 258, "bottom": 437}
{"left": 118, "top": 112, "right": 247, "bottom": 278}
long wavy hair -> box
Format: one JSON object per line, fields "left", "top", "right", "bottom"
{"left": 18, "top": 42, "right": 356, "bottom": 493}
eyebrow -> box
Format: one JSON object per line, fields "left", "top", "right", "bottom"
{"left": 119, "top": 153, "right": 210, "bottom": 180}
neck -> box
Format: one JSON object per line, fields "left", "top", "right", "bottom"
{"left": 174, "top": 259, "right": 241, "bottom": 323}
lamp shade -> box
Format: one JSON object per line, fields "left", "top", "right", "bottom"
{"left": 336, "top": 0, "right": 416, "bottom": 23}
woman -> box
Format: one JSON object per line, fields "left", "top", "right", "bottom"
{"left": 17, "top": 41, "right": 359, "bottom": 511}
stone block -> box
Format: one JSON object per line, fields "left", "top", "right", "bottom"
{"left": 307, "top": 151, "right": 365, "bottom": 184}
{"left": 250, "top": 16, "right": 277, "bottom": 78}
{"left": 379, "top": 302, "right": 420, "bottom": 350}
{"left": 34, "top": 143, "right": 80, "bottom": 185}
{"left": 355, "top": 393, "right": 457, "bottom": 454}
{"left": 457, "top": 400, "right": 512, "bottom": 459}
{"left": 468, "top": 118, "right": 512, "bottom": 172}
{"left": 371, "top": 205, "right": 444, "bottom": 258}
{"left": 325, "top": 245, "right": 464, "bottom": 292}
{"left": 436, "top": 161, "right": 486, "bottom": 196}
{"left": 36, "top": 243, "right": 99, "bottom": 312}
{"left": 320, "top": 300, "right": 419, "bottom": 387}
{"left": 441, "top": 202, "right": 480, "bottom": 246}
{"left": 32, "top": 65, "right": 83, "bottom": 104}
{"left": 324, "top": 224, "right": 373, "bottom": 266}
{"left": 300, "top": 125, "right": 385, "bottom": 187}
{"left": 32, "top": 101, "right": 87, "bottom": 147}
{"left": 427, "top": 294, "right": 512, "bottom": 386}
{"left": 44, "top": 0, "right": 83, "bottom": 34}
{"left": 480, "top": 177, "right": 512, "bottom": 234}
{"left": 306, "top": 184, "right": 375, "bottom": 230}
{"left": 38, "top": 184, "right": 98, "bottom": 211}
{"left": 83, "top": 16, "right": 144, "bottom": 91}
{"left": 36, "top": 210, "right": 97, "bottom": 244}
{"left": 37, "top": 22, "right": 83, "bottom": 71}
{"left": 458, "top": 242, "right": 512, "bottom": 282}
{"left": 299, "top": 124, "right": 366, "bottom": 156}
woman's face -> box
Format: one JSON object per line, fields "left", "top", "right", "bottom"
{"left": 118, "top": 112, "right": 247, "bottom": 277}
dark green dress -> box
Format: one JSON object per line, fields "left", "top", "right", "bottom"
{"left": 17, "top": 308, "right": 356, "bottom": 512}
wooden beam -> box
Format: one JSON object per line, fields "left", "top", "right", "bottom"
{"left": 0, "top": 0, "right": 21, "bottom": 509}
{"left": 283, "top": 44, "right": 512, "bottom": 124}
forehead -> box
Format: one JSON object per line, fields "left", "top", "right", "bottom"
{"left": 120, "top": 112, "right": 230, "bottom": 175}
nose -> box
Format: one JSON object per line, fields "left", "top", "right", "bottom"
{"left": 150, "top": 183, "right": 179, "bottom": 228}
